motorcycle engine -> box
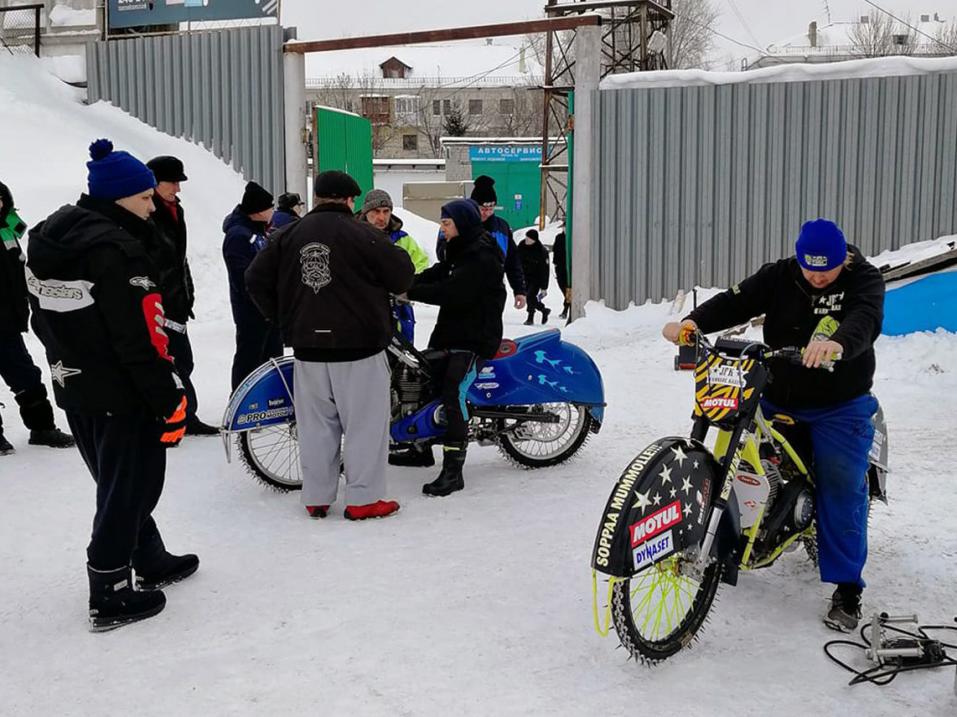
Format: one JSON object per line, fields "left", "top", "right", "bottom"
{"left": 395, "top": 365, "right": 428, "bottom": 417}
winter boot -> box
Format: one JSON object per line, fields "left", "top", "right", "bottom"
{"left": 88, "top": 565, "right": 166, "bottom": 632}
{"left": 388, "top": 445, "right": 436, "bottom": 467}
{"left": 185, "top": 419, "right": 220, "bottom": 436}
{"left": 559, "top": 302, "right": 570, "bottom": 320}
{"left": 306, "top": 505, "right": 330, "bottom": 518}
{"left": 0, "top": 429, "right": 14, "bottom": 456}
{"left": 133, "top": 550, "right": 200, "bottom": 591}
{"left": 825, "top": 583, "right": 862, "bottom": 632}
{"left": 28, "top": 428, "right": 75, "bottom": 448}
{"left": 541, "top": 307, "right": 551, "bottom": 325}
{"left": 344, "top": 500, "right": 400, "bottom": 521}
{"left": 523, "top": 311, "right": 535, "bottom": 326}
{"left": 422, "top": 442, "right": 467, "bottom": 497}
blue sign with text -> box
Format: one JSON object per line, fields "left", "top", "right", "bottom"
{"left": 109, "top": 0, "right": 278, "bottom": 29}
{"left": 468, "top": 145, "right": 542, "bottom": 163}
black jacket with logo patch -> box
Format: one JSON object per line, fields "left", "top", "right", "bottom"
{"left": 409, "top": 227, "right": 506, "bottom": 359}
{"left": 149, "top": 195, "right": 195, "bottom": 324}
{"left": 687, "top": 246, "right": 885, "bottom": 410}
{"left": 26, "top": 195, "right": 184, "bottom": 418}
{"left": 244, "top": 203, "right": 415, "bottom": 360}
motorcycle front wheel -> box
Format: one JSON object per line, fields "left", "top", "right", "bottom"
{"left": 611, "top": 554, "right": 722, "bottom": 664}
{"left": 238, "top": 423, "right": 303, "bottom": 491}
{"left": 497, "top": 403, "right": 593, "bottom": 468}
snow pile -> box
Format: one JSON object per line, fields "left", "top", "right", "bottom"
{"left": 871, "top": 234, "right": 957, "bottom": 271}
{"left": 48, "top": 5, "right": 96, "bottom": 28}
{"left": 602, "top": 55, "right": 957, "bottom": 90}
{"left": 0, "top": 54, "right": 247, "bottom": 322}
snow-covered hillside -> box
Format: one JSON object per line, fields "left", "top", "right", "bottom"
{"left": 2, "top": 58, "right": 957, "bottom": 716}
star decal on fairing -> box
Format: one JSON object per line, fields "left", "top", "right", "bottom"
{"left": 683, "top": 503, "right": 693, "bottom": 518}
{"left": 669, "top": 487, "right": 677, "bottom": 498}
{"left": 658, "top": 464, "right": 673, "bottom": 485}
{"left": 49, "top": 360, "right": 82, "bottom": 388}
{"left": 633, "top": 490, "right": 652, "bottom": 511}
{"left": 652, "top": 492, "right": 662, "bottom": 506}
{"left": 672, "top": 445, "right": 688, "bottom": 467}
{"left": 681, "top": 476, "right": 693, "bottom": 495}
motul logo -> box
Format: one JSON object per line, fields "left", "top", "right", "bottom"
{"left": 701, "top": 396, "right": 738, "bottom": 410}
{"left": 630, "top": 500, "right": 682, "bottom": 547}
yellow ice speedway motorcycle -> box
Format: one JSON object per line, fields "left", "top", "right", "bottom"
{"left": 590, "top": 331, "right": 888, "bottom": 664}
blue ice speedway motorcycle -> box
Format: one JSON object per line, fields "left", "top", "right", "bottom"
{"left": 221, "top": 330, "right": 605, "bottom": 490}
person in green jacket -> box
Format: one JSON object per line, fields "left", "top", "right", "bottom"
{"left": 359, "top": 189, "right": 430, "bottom": 343}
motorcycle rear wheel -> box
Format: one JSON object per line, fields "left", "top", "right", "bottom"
{"left": 497, "top": 403, "right": 592, "bottom": 468}
{"left": 611, "top": 554, "right": 722, "bottom": 664}
{"left": 238, "top": 423, "right": 303, "bottom": 491}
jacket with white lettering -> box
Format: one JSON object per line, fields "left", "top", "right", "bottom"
{"left": 687, "top": 246, "right": 885, "bottom": 410}
{"left": 26, "top": 195, "right": 184, "bottom": 418}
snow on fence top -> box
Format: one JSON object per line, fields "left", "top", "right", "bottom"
{"left": 601, "top": 55, "right": 957, "bottom": 90}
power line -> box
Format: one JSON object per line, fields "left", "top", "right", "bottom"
{"left": 724, "top": 0, "right": 763, "bottom": 50}
{"left": 862, "top": 0, "right": 957, "bottom": 53}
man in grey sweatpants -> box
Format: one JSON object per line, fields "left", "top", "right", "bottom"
{"left": 245, "top": 171, "right": 415, "bottom": 521}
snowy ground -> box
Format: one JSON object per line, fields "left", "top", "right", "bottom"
{"left": 2, "top": 54, "right": 957, "bottom": 716}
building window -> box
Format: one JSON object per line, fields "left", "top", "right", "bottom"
{"left": 360, "top": 95, "right": 391, "bottom": 126}
{"left": 394, "top": 95, "right": 419, "bottom": 126}
{"left": 499, "top": 98, "right": 515, "bottom": 115}
{"left": 443, "top": 99, "right": 452, "bottom": 115}
{"left": 403, "top": 134, "right": 418, "bottom": 151}
{"left": 469, "top": 99, "right": 483, "bottom": 115}
{"left": 433, "top": 100, "right": 442, "bottom": 116}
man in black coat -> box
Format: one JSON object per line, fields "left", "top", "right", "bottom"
{"left": 663, "top": 218, "right": 885, "bottom": 631}
{"left": 552, "top": 228, "right": 570, "bottom": 319}
{"left": 246, "top": 171, "right": 415, "bottom": 521}
{"left": 407, "top": 198, "right": 506, "bottom": 497}
{"left": 0, "top": 179, "right": 74, "bottom": 454}
{"left": 27, "top": 139, "right": 199, "bottom": 631}
{"left": 222, "top": 181, "right": 282, "bottom": 391}
{"left": 146, "top": 156, "right": 217, "bottom": 435}
{"left": 518, "top": 228, "right": 550, "bottom": 325}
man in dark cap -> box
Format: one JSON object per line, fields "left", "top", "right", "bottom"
{"left": 407, "top": 198, "right": 506, "bottom": 497}
{"left": 246, "top": 170, "right": 414, "bottom": 521}
{"left": 272, "top": 192, "right": 305, "bottom": 229}
{"left": 27, "top": 139, "right": 198, "bottom": 631}
{"left": 222, "top": 181, "right": 282, "bottom": 391}
{"left": 436, "top": 175, "right": 526, "bottom": 311}
{"left": 0, "top": 179, "right": 75, "bottom": 454}
{"left": 146, "top": 156, "right": 217, "bottom": 435}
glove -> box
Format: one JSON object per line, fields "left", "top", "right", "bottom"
{"left": 160, "top": 396, "right": 188, "bottom": 447}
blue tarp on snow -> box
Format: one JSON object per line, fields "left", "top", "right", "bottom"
{"left": 883, "top": 270, "right": 957, "bottom": 335}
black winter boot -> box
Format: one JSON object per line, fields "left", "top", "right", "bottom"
{"left": 29, "top": 428, "right": 75, "bottom": 448}
{"left": 17, "top": 387, "right": 75, "bottom": 448}
{"left": 559, "top": 302, "right": 570, "bottom": 320}
{"left": 423, "top": 442, "right": 467, "bottom": 497}
{"left": 541, "top": 307, "right": 551, "bottom": 325}
{"left": 87, "top": 565, "right": 166, "bottom": 632}
{"left": 523, "top": 312, "right": 535, "bottom": 326}
{"left": 825, "top": 583, "right": 862, "bottom": 632}
{"left": 133, "top": 541, "right": 200, "bottom": 591}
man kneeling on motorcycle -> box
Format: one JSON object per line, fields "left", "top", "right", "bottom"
{"left": 663, "top": 218, "right": 885, "bottom": 631}
{"left": 405, "top": 199, "right": 506, "bottom": 497}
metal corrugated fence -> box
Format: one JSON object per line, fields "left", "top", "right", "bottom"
{"left": 87, "top": 26, "right": 285, "bottom": 193}
{"left": 593, "top": 72, "right": 957, "bottom": 308}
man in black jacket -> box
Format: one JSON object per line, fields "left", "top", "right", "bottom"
{"left": 246, "top": 171, "right": 414, "bottom": 521}
{"left": 408, "top": 199, "right": 506, "bottom": 497}
{"left": 663, "top": 218, "right": 884, "bottom": 631}
{"left": 146, "top": 156, "right": 217, "bottom": 435}
{"left": 0, "top": 180, "right": 74, "bottom": 454}
{"left": 552, "top": 228, "right": 570, "bottom": 320}
{"left": 518, "top": 228, "right": 550, "bottom": 325}
{"left": 27, "top": 139, "right": 199, "bottom": 631}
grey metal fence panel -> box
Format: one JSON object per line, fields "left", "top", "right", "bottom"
{"left": 86, "top": 26, "right": 285, "bottom": 194}
{"left": 594, "top": 71, "right": 957, "bottom": 308}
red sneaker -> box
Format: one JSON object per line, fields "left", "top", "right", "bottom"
{"left": 344, "top": 500, "right": 400, "bottom": 521}
{"left": 305, "top": 505, "right": 329, "bottom": 518}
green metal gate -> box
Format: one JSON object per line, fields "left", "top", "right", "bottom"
{"left": 313, "top": 107, "right": 374, "bottom": 204}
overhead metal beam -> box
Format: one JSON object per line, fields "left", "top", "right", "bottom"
{"left": 545, "top": 0, "right": 674, "bottom": 18}
{"left": 284, "top": 15, "right": 602, "bottom": 54}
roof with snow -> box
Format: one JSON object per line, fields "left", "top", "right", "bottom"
{"left": 767, "top": 15, "right": 953, "bottom": 57}
{"left": 305, "top": 39, "right": 543, "bottom": 88}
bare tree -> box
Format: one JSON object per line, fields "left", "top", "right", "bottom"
{"left": 498, "top": 86, "right": 545, "bottom": 137}
{"left": 934, "top": 21, "right": 957, "bottom": 54}
{"left": 667, "top": 0, "right": 721, "bottom": 69}
{"left": 849, "top": 10, "right": 916, "bottom": 57}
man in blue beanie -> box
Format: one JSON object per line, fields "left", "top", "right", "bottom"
{"left": 26, "top": 139, "right": 200, "bottom": 631}
{"left": 663, "top": 218, "right": 885, "bottom": 632}
{"left": 406, "top": 199, "right": 506, "bottom": 496}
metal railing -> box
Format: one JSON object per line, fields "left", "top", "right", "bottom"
{"left": 0, "top": 3, "right": 41, "bottom": 57}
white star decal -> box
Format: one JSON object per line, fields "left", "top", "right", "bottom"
{"left": 672, "top": 445, "right": 688, "bottom": 467}
{"left": 693, "top": 459, "right": 700, "bottom": 469}
{"left": 652, "top": 492, "right": 662, "bottom": 506}
{"left": 633, "top": 490, "right": 651, "bottom": 512}
{"left": 681, "top": 476, "right": 693, "bottom": 495}
{"left": 683, "top": 503, "right": 693, "bottom": 518}
{"left": 658, "top": 464, "right": 673, "bottom": 485}
{"left": 49, "top": 360, "right": 82, "bottom": 388}
{"left": 669, "top": 487, "right": 677, "bottom": 498}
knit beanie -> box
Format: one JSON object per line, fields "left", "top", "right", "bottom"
{"left": 796, "top": 219, "right": 847, "bottom": 272}
{"left": 87, "top": 139, "right": 156, "bottom": 201}
{"left": 314, "top": 170, "right": 362, "bottom": 199}
{"left": 361, "top": 189, "right": 393, "bottom": 215}
{"left": 440, "top": 199, "right": 482, "bottom": 235}
{"left": 524, "top": 228, "right": 540, "bottom": 242}
{"left": 470, "top": 175, "right": 497, "bottom": 204}
{"left": 240, "top": 181, "right": 274, "bottom": 214}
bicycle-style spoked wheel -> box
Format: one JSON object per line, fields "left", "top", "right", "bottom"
{"left": 611, "top": 554, "right": 722, "bottom": 663}
{"left": 238, "top": 423, "right": 303, "bottom": 491}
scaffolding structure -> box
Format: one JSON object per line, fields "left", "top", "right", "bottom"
{"left": 539, "top": 0, "right": 673, "bottom": 226}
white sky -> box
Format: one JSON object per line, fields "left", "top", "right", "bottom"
{"left": 281, "top": 0, "right": 957, "bottom": 68}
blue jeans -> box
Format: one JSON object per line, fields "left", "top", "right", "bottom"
{"left": 763, "top": 393, "right": 878, "bottom": 588}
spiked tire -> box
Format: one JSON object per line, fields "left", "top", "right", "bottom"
{"left": 610, "top": 558, "right": 723, "bottom": 664}
{"left": 238, "top": 426, "right": 302, "bottom": 491}
{"left": 497, "top": 403, "right": 593, "bottom": 468}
